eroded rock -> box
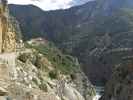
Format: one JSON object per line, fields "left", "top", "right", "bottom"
{"left": 100, "top": 60, "right": 133, "bottom": 100}
{"left": 0, "top": 0, "right": 16, "bottom": 53}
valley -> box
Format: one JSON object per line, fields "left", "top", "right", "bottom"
{"left": 0, "top": 0, "right": 132, "bottom": 99}
{"left": 0, "top": 0, "right": 96, "bottom": 100}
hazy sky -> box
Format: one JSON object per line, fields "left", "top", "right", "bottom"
{"left": 8, "top": 0, "right": 91, "bottom": 10}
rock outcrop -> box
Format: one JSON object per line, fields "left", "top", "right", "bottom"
{"left": 0, "top": 0, "right": 15, "bottom": 53}
{"left": 100, "top": 59, "right": 133, "bottom": 100}
{"left": 0, "top": 46, "right": 95, "bottom": 100}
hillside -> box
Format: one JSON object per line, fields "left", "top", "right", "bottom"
{"left": 9, "top": 0, "right": 133, "bottom": 85}
{"left": 0, "top": 1, "right": 96, "bottom": 100}
{"left": 100, "top": 58, "right": 133, "bottom": 100}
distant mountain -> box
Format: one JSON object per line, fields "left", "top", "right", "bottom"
{"left": 9, "top": 0, "right": 133, "bottom": 85}
{"left": 9, "top": 1, "right": 97, "bottom": 41}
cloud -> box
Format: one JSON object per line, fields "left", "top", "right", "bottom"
{"left": 71, "top": 0, "right": 91, "bottom": 5}
{"left": 37, "top": 0, "right": 74, "bottom": 10}
{"left": 8, "top": 0, "right": 91, "bottom": 10}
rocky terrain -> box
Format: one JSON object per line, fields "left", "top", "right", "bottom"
{"left": 0, "top": 0, "right": 96, "bottom": 100}
{"left": 9, "top": 0, "right": 133, "bottom": 85}
{"left": 5, "top": 0, "right": 133, "bottom": 99}
{"left": 100, "top": 59, "right": 133, "bottom": 100}
{"left": 0, "top": 0, "right": 16, "bottom": 53}
{"left": 3, "top": 0, "right": 133, "bottom": 99}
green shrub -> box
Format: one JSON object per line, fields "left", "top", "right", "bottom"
{"left": 18, "top": 53, "right": 29, "bottom": 63}
{"left": 25, "top": 41, "right": 79, "bottom": 74}
{"left": 49, "top": 70, "right": 58, "bottom": 79}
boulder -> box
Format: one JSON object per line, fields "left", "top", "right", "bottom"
{"left": 0, "top": 87, "right": 8, "bottom": 96}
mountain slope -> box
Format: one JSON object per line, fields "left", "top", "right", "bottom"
{"left": 100, "top": 59, "right": 133, "bottom": 100}
{"left": 9, "top": 1, "right": 97, "bottom": 41}
{"left": 0, "top": 1, "right": 97, "bottom": 100}
{"left": 9, "top": 0, "right": 133, "bottom": 85}
{"left": 0, "top": 2, "right": 95, "bottom": 99}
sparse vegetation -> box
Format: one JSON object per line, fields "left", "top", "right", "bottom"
{"left": 49, "top": 70, "right": 58, "bottom": 79}
{"left": 25, "top": 41, "right": 79, "bottom": 74}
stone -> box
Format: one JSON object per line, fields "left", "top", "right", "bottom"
{"left": 0, "top": 64, "right": 9, "bottom": 82}
{"left": 63, "top": 84, "right": 85, "bottom": 100}
{"left": 0, "top": 96, "right": 7, "bottom": 100}
{"left": 0, "top": 0, "right": 16, "bottom": 53}
{"left": 0, "top": 87, "right": 8, "bottom": 96}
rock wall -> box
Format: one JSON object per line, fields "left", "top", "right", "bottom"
{"left": 0, "top": 0, "right": 16, "bottom": 53}
{"left": 100, "top": 60, "right": 133, "bottom": 100}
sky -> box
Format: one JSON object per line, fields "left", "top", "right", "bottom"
{"left": 8, "top": 0, "right": 91, "bottom": 10}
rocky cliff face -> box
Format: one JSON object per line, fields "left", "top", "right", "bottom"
{"left": 100, "top": 59, "right": 133, "bottom": 100}
{"left": 0, "top": 0, "right": 15, "bottom": 53}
